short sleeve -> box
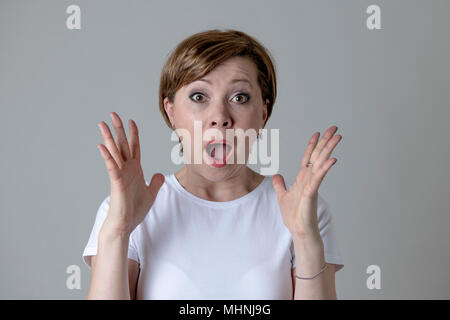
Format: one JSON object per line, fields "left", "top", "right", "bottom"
{"left": 82, "top": 195, "right": 140, "bottom": 268}
{"left": 291, "top": 192, "right": 344, "bottom": 272}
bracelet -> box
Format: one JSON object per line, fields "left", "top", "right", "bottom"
{"left": 295, "top": 264, "right": 328, "bottom": 280}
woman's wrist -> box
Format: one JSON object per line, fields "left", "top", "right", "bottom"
{"left": 99, "top": 215, "right": 132, "bottom": 243}
{"left": 292, "top": 231, "right": 324, "bottom": 252}
{"left": 292, "top": 234, "right": 326, "bottom": 276}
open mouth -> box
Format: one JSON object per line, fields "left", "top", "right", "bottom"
{"left": 204, "top": 139, "right": 233, "bottom": 168}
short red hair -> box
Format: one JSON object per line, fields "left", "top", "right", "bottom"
{"left": 158, "top": 29, "right": 277, "bottom": 130}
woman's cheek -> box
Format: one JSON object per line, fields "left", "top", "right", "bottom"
{"left": 175, "top": 107, "right": 200, "bottom": 127}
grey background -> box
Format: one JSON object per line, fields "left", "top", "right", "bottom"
{"left": 1, "top": 0, "right": 449, "bottom": 299}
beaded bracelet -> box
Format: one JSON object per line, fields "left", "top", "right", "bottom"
{"left": 295, "top": 264, "right": 328, "bottom": 280}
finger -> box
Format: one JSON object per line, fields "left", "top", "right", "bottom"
{"left": 98, "top": 121, "right": 125, "bottom": 169}
{"left": 97, "top": 144, "right": 121, "bottom": 182}
{"left": 306, "top": 158, "right": 337, "bottom": 195}
{"left": 314, "top": 134, "right": 342, "bottom": 170}
{"left": 128, "top": 119, "right": 141, "bottom": 163}
{"left": 272, "top": 174, "right": 287, "bottom": 202}
{"left": 301, "top": 132, "right": 320, "bottom": 168}
{"left": 147, "top": 173, "right": 165, "bottom": 201}
{"left": 309, "top": 126, "right": 338, "bottom": 163}
{"left": 110, "top": 112, "right": 132, "bottom": 161}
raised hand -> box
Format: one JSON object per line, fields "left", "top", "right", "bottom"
{"left": 272, "top": 126, "right": 342, "bottom": 242}
{"left": 97, "top": 112, "right": 165, "bottom": 235}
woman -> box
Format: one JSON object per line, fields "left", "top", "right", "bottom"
{"left": 83, "top": 29, "right": 344, "bottom": 300}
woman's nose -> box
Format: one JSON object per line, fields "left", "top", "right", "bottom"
{"left": 210, "top": 119, "right": 231, "bottom": 128}
{"left": 209, "top": 105, "right": 232, "bottom": 128}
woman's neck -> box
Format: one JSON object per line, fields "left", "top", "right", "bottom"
{"left": 174, "top": 166, "right": 265, "bottom": 202}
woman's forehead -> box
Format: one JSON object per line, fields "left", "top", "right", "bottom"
{"left": 210, "top": 57, "right": 256, "bottom": 77}
{"left": 190, "top": 58, "right": 257, "bottom": 86}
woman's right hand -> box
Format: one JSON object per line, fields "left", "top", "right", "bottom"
{"left": 97, "top": 112, "right": 165, "bottom": 236}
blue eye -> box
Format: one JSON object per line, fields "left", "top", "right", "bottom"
{"left": 232, "top": 93, "right": 250, "bottom": 104}
{"left": 189, "top": 92, "right": 206, "bottom": 103}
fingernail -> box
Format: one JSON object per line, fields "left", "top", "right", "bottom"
{"left": 333, "top": 159, "right": 338, "bottom": 166}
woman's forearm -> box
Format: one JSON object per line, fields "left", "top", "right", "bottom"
{"left": 87, "top": 218, "right": 131, "bottom": 300}
{"left": 293, "top": 237, "right": 335, "bottom": 300}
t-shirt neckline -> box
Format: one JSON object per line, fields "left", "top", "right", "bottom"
{"left": 167, "top": 173, "right": 270, "bottom": 208}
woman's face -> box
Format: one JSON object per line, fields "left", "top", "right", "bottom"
{"left": 164, "top": 56, "right": 269, "bottom": 181}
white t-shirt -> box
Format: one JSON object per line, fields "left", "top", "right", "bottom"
{"left": 83, "top": 173, "right": 344, "bottom": 299}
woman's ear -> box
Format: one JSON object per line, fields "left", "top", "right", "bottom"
{"left": 163, "top": 97, "right": 175, "bottom": 127}
{"left": 262, "top": 98, "right": 269, "bottom": 124}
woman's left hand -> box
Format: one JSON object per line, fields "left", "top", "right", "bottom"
{"left": 272, "top": 126, "right": 342, "bottom": 243}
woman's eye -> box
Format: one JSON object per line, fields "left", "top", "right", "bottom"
{"left": 232, "top": 93, "right": 250, "bottom": 104}
{"left": 190, "top": 92, "right": 249, "bottom": 104}
{"left": 190, "top": 93, "right": 206, "bottom": 103}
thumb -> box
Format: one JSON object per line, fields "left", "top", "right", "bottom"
{"left": 147, "top": 173, "right": 165, "bottom": 200}
{"left": 272, "top": 174, "right": 287, "bottom": 201}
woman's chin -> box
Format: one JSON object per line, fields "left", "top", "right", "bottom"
{"left": 199, "top": 158, "right": 248, "bottom": 182}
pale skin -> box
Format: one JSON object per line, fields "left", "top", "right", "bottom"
{"left": 88, "top": 56, "right": 342, "bottom": 299}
